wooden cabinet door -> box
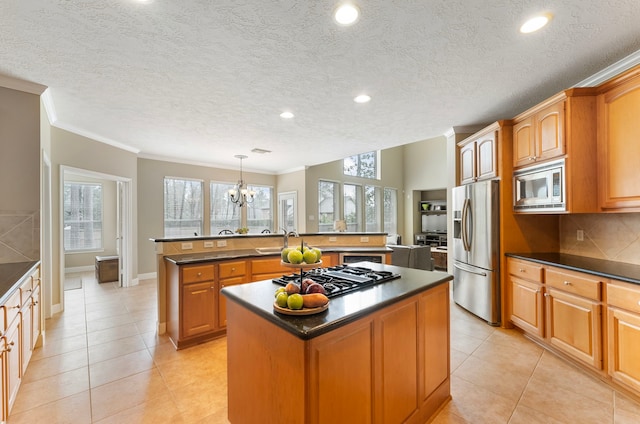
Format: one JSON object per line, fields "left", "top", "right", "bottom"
{"left": 608, "top": 307, "right": 640, "bottom": 392}
{"left": 379, "top": 300, "right": 419, "bottom": 423}
{"left": 597, "top": 74, "right": 640, "bottom": 210}
{"left": 308, "top": 319, "right": 374, "bottom": 424}
{"left": 218, "top": 276, "right": 246, "bottom": 328}
{"left": 536, "top": 101, "right": 565, "bottom": 162}
{"left": 5, "top": 320, "right": 20, "bottom": 415}
{"left": 513, "top": 116, "right": 535, "bottom": 167}
{"left": 459, "top": 142, "right": 476, "bottom": 184}
{"left": 31, "top": 285, "right": 41, "bottom": 349}
{"left": 182, "top": 281, "right": 216, "bottom": 338}
{"left": 21, "top": 302, "right": 33, "bottom": 375}
{"left": 420, "top": 283, "right": 449, "bottom": 399}
{"left": 476, "top": 134, "right": 497, "bottom": 181}
{"left": 510, "top": 276, "right": 544, "bottom": 337}
{"left": 546, "top": 287, "right": 602, "bottom": 369}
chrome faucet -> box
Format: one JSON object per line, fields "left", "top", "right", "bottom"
{"left": 282, "top": 228, "right": 299, "bottom": 248}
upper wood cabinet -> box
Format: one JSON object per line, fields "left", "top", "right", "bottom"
{"left": 457, "top": 122, "right": 507, "bottom": 185}
{"left": 597, "top": 66, "right": 640, "bottom": 211}
{"left": 513, "top": 101, "right": 564, "bottom": 168}
{"left": 512, "top": 88, "right": 599, "bottom": 213}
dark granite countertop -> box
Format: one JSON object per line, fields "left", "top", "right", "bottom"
{"left": 164, "top": 246, "right": 393, "bottom": 265}
{"left": 0, "top": 261, "right": 40, "bottom": 304}
{"left": 220, "top": 261, "right": 452, "bottom": 340}
{"left": 151, "top": 232, "right": 389, "bottom": 243}
{"left": 506, "top": 253, "right": 640, "bottom": 285}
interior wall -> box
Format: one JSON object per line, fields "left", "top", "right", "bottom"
{"left": 50, "top": 127, "right": 138, "bottom": 308}
{"left": 63, "top": 175, "right": 118, "bottom": 269}
{"left": 0, "top": 86, "right": 41, "bottom": 263}
{"left": 303, "top": 146, "right": 405, "bottom": 234}
{"left": 401, "top": 135, "right": 448, "bottom": 245}
{"left": 137, "top": 158, "right": 277, "bottom": 275}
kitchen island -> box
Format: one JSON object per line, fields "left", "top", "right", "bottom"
{"left": 221, "top": 262, "right": 452, "bottom": 424}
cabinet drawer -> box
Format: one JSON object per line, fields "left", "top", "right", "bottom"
{"left": 507, "top": 258, "right": 544, "bottom": 283}
{"left": 219, "top": 261, "right": 246, "bottom": 279}
{"left": 1, "top": 290, "right": 21, "bottom": 329}
{"left": 546, "top": 267, "right": 602, "bottom": 300}
{"left": 183, "top": 265, "right": 215, "bottom": 283}
{"left": 607, "top": 280, "right": 640, "bottom": 314}
{"left": 251, "top": 257, "right": 289, "bottom": 275}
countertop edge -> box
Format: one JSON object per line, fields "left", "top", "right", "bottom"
{"left": 0, "top": 261, "right": 40, "bottom": 305}
{"left": 222, "top": 266, "right": 453, "bottom": 340}
{"left": 506, "top": 253, "right": 640, "bottom": 285}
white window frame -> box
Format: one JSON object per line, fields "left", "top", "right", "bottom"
{"left": 246, "top": 184, "right": 274, "bottom": 234}
{"left": 164, "top": 177, "right": 203, "bottom": 237}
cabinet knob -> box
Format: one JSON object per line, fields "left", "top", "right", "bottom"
{"left": 544, "top": 293, "right": 549, "bottom": 297}
{"left": 5, "top": 341, "right": 15, "bottom": 352}
{"left": 563, "top": 281, "right": 571, "bottom": 285}
{"left": 197, "top": 272, "right": 202, "bottom": 276}
{"left": 535, "top": 289, "right": 540, "bottom": 294}
{"left": 12, "top": 304, "right": 20, "bottom": 310}
{"left": 519, "top": 268, "right": 525, "bottom": 273}
{"left": 231, "top": 267, "right": 236, "bottom": 272}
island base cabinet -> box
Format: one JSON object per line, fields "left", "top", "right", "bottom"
{"left": 608, "top": 307, "right": 640, "bottom": 393}
{"left": 226, "top": 282, "right": 450, "bottom": 424}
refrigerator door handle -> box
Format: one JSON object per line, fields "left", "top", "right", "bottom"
{"left": 461, "top": 198, "right": 471, "bottom": 252}
{"left": 454, "top": 262, "right": 488, "bottom": 277}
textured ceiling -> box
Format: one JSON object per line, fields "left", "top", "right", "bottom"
{"left": 2, "top": 1, "right": 640, "bottom": 173}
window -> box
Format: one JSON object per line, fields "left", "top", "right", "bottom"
{"left": 343, "top": 151, "right": 378, "bottom": 179}
{"left": 164, "top": 178, "right": 203, "bottom": 237}
{"left": 246, "top": 185, "right": 273, "bottom": 234}
{"left": 365, "top": 185, "right": 382, "bottom": 232}
{"left": 384, "top": 188, "right": 398, "bottom": 234}
{"left": 210, "top": 182, "right": 241, "bottom": 234}
{"left": 318, "top": 180, "right": 340, "bottom": 232}
{"left": 344, "top": 183, "right": 363, "bottom": 231}
{"left": 63, "top": 182, "right": 103, "bottom": 251}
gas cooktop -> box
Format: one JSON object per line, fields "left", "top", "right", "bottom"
{"left": 272, "top": 264, "right": 401, "bottom": 298}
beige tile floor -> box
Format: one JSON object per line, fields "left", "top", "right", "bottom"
{"left": 8, "top": 272, "right": 640, "bottom": 423}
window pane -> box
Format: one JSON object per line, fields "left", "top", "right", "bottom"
{"left": 343, "top": 151, "right": 378, "bottom": 179}
{"left": 384, "top": 188, "right": 398, "bottom": 234}
{"left": 63, "top": 182, "right": 102, "bottom": 251}
{"left": 247, "top": 185, "right": 273, "bottom": 234}
{"left": 210, "top": 182, "right": 241, "bottom": 234}
{"left": 344, "top": 183, "right": 362, "bottom": 231}
{"left": 164, "top": 178, "right": 203, "bottom": 237}
{"left": 318, "top": 180, "right": 339, "bottom": 232}
{"left": 365, "top": 185, "right": 382, "bottom": 232}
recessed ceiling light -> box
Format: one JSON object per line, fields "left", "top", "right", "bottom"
{"left": 334, "top": 4, "right": 360, "bottom": 26}
{"left": 354, "top": 94, "right": 371, "bottom": 103}
{"left": 520, "top": 14, "right": 552, "bottom": 33}
{"left": 280, "top": 111, "right": 294, "bottom": 119}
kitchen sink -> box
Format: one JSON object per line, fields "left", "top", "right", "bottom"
{"left": 255, "top": 247, "right": 284, "bottom": 255}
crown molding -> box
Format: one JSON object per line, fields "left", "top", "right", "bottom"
{"left": 574, "top": 49, "right": 640, "bottom": 87}
{"left": 53, "top": 121, "right": 141, "bottom": 154}
{"left": 0, "top": 74, "right": 47, "bottom": 95}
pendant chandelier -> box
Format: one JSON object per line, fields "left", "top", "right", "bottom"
{"left": 229, "top": 154, "right": 255, "bottom": 207}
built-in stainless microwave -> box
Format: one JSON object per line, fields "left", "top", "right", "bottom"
{"left": 513, "top": 159, "right": 565, "bottom": 212}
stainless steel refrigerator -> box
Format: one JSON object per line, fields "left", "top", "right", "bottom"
{"left": 452, "top": 180, "right": 500, "bottom": 325}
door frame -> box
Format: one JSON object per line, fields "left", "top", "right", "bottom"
{"left": 58, "top": 166, "right": 133, "bottom": 311}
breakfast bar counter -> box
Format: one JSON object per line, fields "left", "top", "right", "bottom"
{"left": 221, "top": 262, "right": 453, "bottom": 424}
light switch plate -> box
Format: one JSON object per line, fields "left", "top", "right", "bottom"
{"left": 181, "top": 242, "right": 193, "bottom": 250}
{"left": 329, "top": 237, "right": 337, "bottom": 242}
{"left": 360, "top": 237, "right": 369, "bottom": 243}
{"left": 204, "top": 241, "right": 214, "bottom": 248}
{"left": 577, "top": 230, "right": 584, "bottom": 241}
{"left": 217, "top": 240, "right": 227, "bottom": 247}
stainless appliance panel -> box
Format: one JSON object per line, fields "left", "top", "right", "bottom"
{"left": 453, "top": 261, "right": 500, "bottom": 325}
{"left": 513, "top": 159, "right": 565, "bottom": 211}
{"left": 451, "top": 179, "right": 500, "bottom": 325}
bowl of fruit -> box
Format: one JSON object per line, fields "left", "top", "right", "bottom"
{"left": 273, "top": 278, "right": 329, "bottom": 315}
{"left": 280, "top": 244, "right": 323, "bottom": 268}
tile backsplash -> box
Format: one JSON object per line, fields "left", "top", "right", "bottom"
{"left": 0, "top": 210, "right": 40, "bottom": 264}
{"left": 560, "top": 213, "right": 640, "bottom": 265}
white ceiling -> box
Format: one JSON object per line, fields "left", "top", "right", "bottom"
{"left": 2, "top": 1, "right": 640, "bottom": 174}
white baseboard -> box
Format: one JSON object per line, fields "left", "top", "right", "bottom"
{"left": 138, "top": 272, "right": 157, "bottom": 281}
{"left": 158, "top": 321, "right": 166, "bottom": 335}
{"left": 65, "top": 265, "right": 94, "bottom": 274}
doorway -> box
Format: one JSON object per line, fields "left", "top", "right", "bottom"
{"left": 59, "top": 166, "right": 133, "bottom": 313}
{"left": 278, "top": 191, "right": 297, "bottom": 232}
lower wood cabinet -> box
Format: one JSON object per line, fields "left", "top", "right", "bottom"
{"left": 0, "top": 263, "right": 41, "bottom": 421}
{"left": 508, "top": 258, "right": 604, "bottom": 371}
{"left": 607, "top": 280, "right": 640, "bottom": 393}
{"left": 181, "top": 281, "right": 216, "bottom": 338}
